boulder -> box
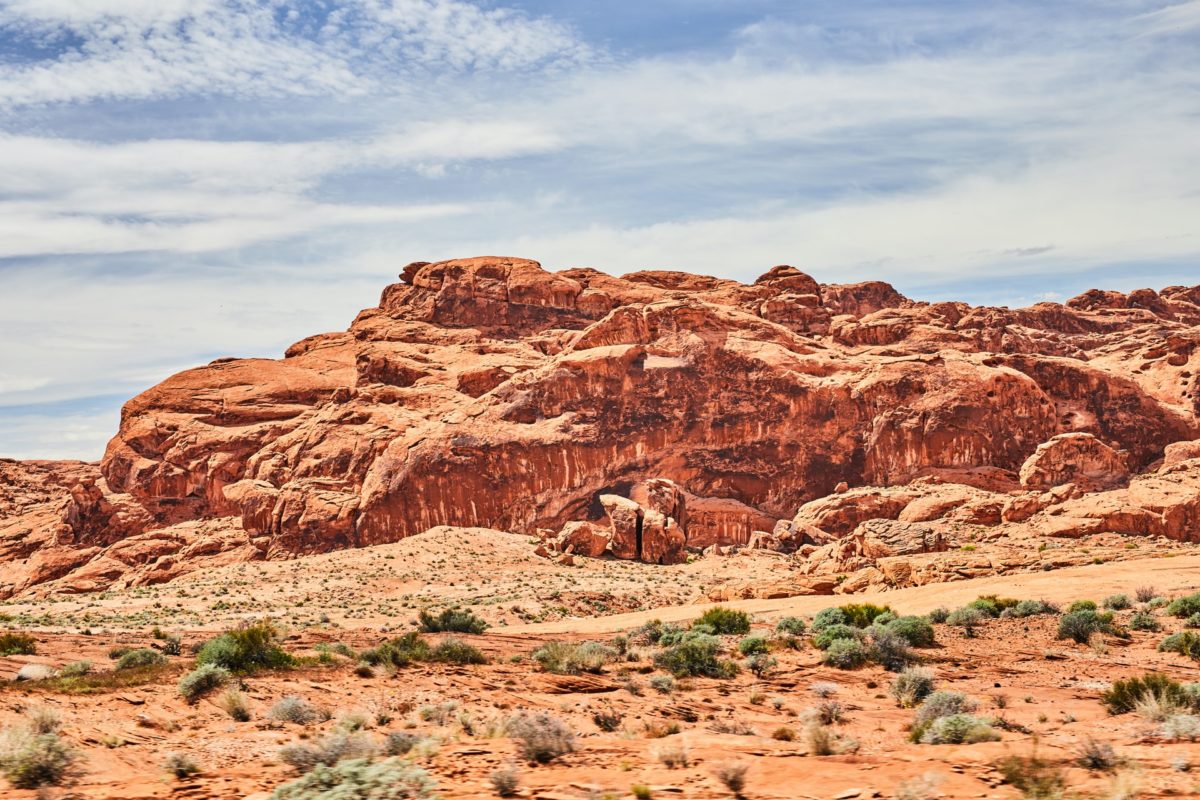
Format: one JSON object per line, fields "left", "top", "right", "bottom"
{"left": 1019, "top": 433, "right": 1130, "bottom": 491}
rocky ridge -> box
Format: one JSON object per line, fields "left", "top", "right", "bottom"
{"left": 3, "top": 256, "right": 1200, "bottom": 597}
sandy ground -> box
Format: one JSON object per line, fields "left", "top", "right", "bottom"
{"left": 2, "top": 533, "right": 1200, "bottom": 798}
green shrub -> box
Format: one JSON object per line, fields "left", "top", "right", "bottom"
{"left": 1130, "top": 611, "right": 1160, "bottom": 631}
{"left": 506, "top": 713, "right": 575, "bottom": 763}
{"left": 775, "top": 617, "right": 806, "bottom": 636}
{"left": 1003, "top": 600, "right": 1058, "bottom": 618}
{"left": 1101, "top": 673, "right": 1188, "bottom": 715}
{"left": 738, "top": 636, "right": 769, "bottom": 656}
{"left": 914, "top": 691, "right": 977, "bottom": 727}
{"left": 1057, "top": 610, "right": 1114, "bottom": 644}
{"left": 927, "top": 607, "right": 950, "bottom": 624}
{"left": 269, "top": 696, "right": 319, "bottom": 725}
{"left": 533, "top": 641, "right": 616, "bottom": 674}
{"left": 1160, "top": 631, "right": 1200, "bottom": 660}
{"left": 891, "top": 667, "right": 936, "bottom": 708}
{"left": 428, "top": 638, "right": 487, "bottom": 665}
{"left": 271, "top": 757, "right": 436, "bottom": 799}
{"left": 649, "top": 675, "right": 675, "bottom": 694}
{"left": 1067, "top": 600, "right": 1097, "bottom": 613}
{"left": 164, "top": 752, "right": 201, "bottom": 779}
{"left": 196, "top": 622, "right": 292, "bottom": 673}
{"left": 656, "top": 624, "right": 687, "bottom": 647}
{"left": 1167, "top": 593, "right": 1200, "bottom": 618}
{"left": 58, "top": 661, "right": 92, "bottom": 678}
{"left": 0, "top": 729, "right": 79, "bottom": 788}
{"left": 967, "top": 595, "right": 1017, "bottom": 618}
{"left": 694, "top": 607, "right": 751, "bottom": 635}
{"left": 416, "top": 608, "right": 488, "bottom": 634}
{"left": 747, "top": 653, "right": 777, "bottom": 678}
{"left": 116, "top": 648, "right": 167, "bottom": 671}
{"left": 1186, "top": 613, "right": 1200, "bottom": 629}
{"left": 838, "top": 603, "right": 893, "bottom": 628}
{"left": 868, "top": 628, "right": 916, "bottom": 671}
{"left": 822, "top": 638, "right": 869, "bottom": 670}
{"left": 1103, "top": 594, "right": 1131, "bottom": 611}
{"left": 361, "top": 632, "right": 432, "bottom": 668}
{"left": 813, "top": 624, "right": 862, "bottom": 650}
{"left": 653, "top": 633, "right": 738, "bottom": 678}
{"left": 885, "top": 616, "right": 936, "bottom": 648}
{"left": 178, "top": 664, "right": 230, "bottom": 703}
{"left": 0, "top": 633, "right": 36, "bottom": 656}
{"left": 946, "top": 607, "right": 986, "bottom": 629}
{"left": 279, "top": 733, "right": 376, "bottom": 774}
{"left": 217, "top": 689, "right": 251, "bottom": 722}
{"left": 811, "top": 607, "right": 847, "bottom": 631}
{"left": 919, "top": 714, "right": 1000, "bottom": 744}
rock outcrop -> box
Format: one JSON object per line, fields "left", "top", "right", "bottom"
{"left": 3, "top": 256, "right": 1200, "bottom": 596}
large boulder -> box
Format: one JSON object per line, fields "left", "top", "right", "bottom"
{"left": 1019, "top": 433, "right": 1130, "bottom": 491}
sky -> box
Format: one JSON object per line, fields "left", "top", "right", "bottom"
{"left": 1, "top": 0, "right": 1199, "bottom": 460}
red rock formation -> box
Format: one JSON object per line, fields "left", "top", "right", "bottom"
{"left": 3, "top": 256, "right": 1200, "bottom": 595}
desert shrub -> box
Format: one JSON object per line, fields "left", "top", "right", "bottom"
{"left": 361, "top": 632, "right": 431, "bottom": 668}
{"left": 532, "top": 641, "right": 616, "bottom": 674}
{"left": 107, "top": 645, "right": 132, "bottom": 660}
{"left": 775, "top": 617, "right": 806, "bottom": 636}
{"left": 1003, "top": 600, "right": 1058, "bottom": 618}
{"left": 811, "top": 607, "right": 846, "bottom": 631}
{"left": 891, "top": 667, "right": 936, "bottom": 708}
{"left": 0, "top": 729, "right": 79, "bottom": 789}
{"left": 649, "top": 675, "right": 675, "bottom": 694}
{"left": 0, "top": 633, "right": 36, "bottom": 656}
{"left": 1186, "top": 613, "right": 1200, "bottom": 628}
{"left": 116, "top": 648, "right": 167, "bottom": 671}
{"left": 738, "top": 635, "right": 768, "bottom": 656}
{"left": 913, "top": 691, "right": 977, "bottom": 731}
{"left": 1103, "top": 594, "right": 1132, "bottom": 611}
{"left": 1101, "top": 673, "right": 1188, "bottom": 715}
{"left": 884, "top": 616, "right": 935, "bottom": 647}
{"left": 269, "top": 696, "right": 319, "bottom": 725}
{"left": 1067, "top": 599, "right": 1097, "bottom": 613}
{"left": 1076, "top": 738, "right": 1119, "bottom": 771}
{"left": 967, "top": 596, "right": 1017, "bottom": 618}
{"left": 429, "top": 638, "right": 487, "bottom": 665}
{"left": 58, "top": 661, "right": 92, "bottom": 677}
{"left": 196, "top": 622, "right": 292, "bottom": 673}
{"left": 416, "top": 608, "right": 488, "bottom": 634}
{"left": 1160, "top": 631, "right": 1200, "bottom": 660}
{"left": 592, "top": 706, "right": 623, "bottom": 732}
{"left": 772, "top": 726, "right": 796, "bottom": 742}
{"left": 997, "top": 746, "right": 1067, "bottom": 798}
{"left": 279, "top": 732, "right": 376, "bottom": 774}
{"left": 653, "top": 633, "right": 737, "bottom": 678}
{"left": 694, "top": 607, "right": 750, "bottom": 635}
{"left": 712, "top": 762, "right": 748, "bottom": 797}
{"left": 164, "top": 752, "right": 201, "bottom": 779}
{"left": 822, "top": 638, "right": 869, "bottom": 670}
{"left": 490, "top": 766, "right": 520, "bottom": 797}
{"left": 1168, "top": 593, "right": 1200, "bottom": 618}
{"left": 1057, "top": 609, "right": 1114, "bottom": 644}
{"left": 946, "top": 607, "right": 986, "bottom": 631}
{"left": 838, "top": 603, "right": 893, "bottom": 628}
{"left": 26, "top": 707, "right": 59, "bottom": 736}
{"left": 1130, "top": 611, "right": 1160, "bottom": 631}
{"left": 1135, "top": 586, "right": 1158, "bottom": 603}
{"left": 919, "top": 714, "right": 1000, "bottom": 745}
{"left": 1160, "top": 713, "right": 1200, "bottom": 741}
{"left": 747, "top": 653, "right": 777, "bottom": 678}
{"left": 218, "top": 689, "right": 251, "bottom": 722}
{"left": 927, "top": 607, "right": 950, "bottom": 624}
{"left": 868, "top": 628, "right": 916, "bottom": 671}
{"left": 506, "top": 713, "right": 575, "bottom": 764}
{"left": 271, "top": 757, "right": 436, "bottom": 799}
{"left": 178, "top": 663, "right": 230, "bottom": 703}
{"left": 813, "top": 623, "right": 862, "bottom": 650}
{"left": 383, "top": 732, "right": 417, "bottom": 757}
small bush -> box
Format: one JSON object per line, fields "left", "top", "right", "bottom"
{"left": 0, "top": 633, "right": 36, "bottom": 656}
{"left": 653, "top": 633, "right": 738, "bottom": 678}
{"left": 417, "top": 608, "right": 488, "bottom": 634}
{"left": 269, "top": 696, "right": 319, "bottom": 725}
{"left": 271, "top": 757, "right": 436, "bottom": 799}
{"left": 892, "top": 667, "right": 936, "bottom": 708}
{"left": 178, "top": 664, "right": 230, "bottom": 703}
{"left": 533, "top": 641, "right": 615, "bottom": 674}
{"left": 1101, "top": 673, "right": 1188, "bottom": 715}
{"left": 713, "top": 762, "right": 748, "bottom": 797}
{"left": 108, "top": 645, "right": 132, "bottom": 660}
{"left": 383, "top": 732, "right": 417, "bottom": 757}
{"left": 1134, "top": 586, "right": 1157, "bottom": 604}
{"left": 1186, "top": 613, "right": 1200, "bottom": 628}
{"left": 1003, "top": 600, "right": 1058, "bottom": 618}
{"left": 196, "top": 622, "right": 292, "bottom": 673}
{"left": 490, "top": 767, "right": 520, "bottom": 797}
{"left": 913, "top": 691, "right": 977, "bottom": 729}
{"left": 1076, "top": 738, "right": 1119, "bottom": 771}
{"left": 927, "top": 607, "right": 950, "bottom": 624}
{"left": 771, "top": 726, "right": 795, "bottom": 741}
{"left": 592, "top": 706, "right": 623, "bottom": 732}
{"left": 1167, "top": 593, "right": 1200, "bottom": 618}
{"left": 838, "top": 603, "right": 893, "bottom": 628}
{"left": 631, "top": 783, "right": 652, "bottom": 800}
{"left": 164, "top": 752, "right": 201, "bottom": 779}
{"left": 1057, "top": 610, "right": 1114, "bottom": 644}
{"left": 967, "top": 596, "right": 1016, "bottom": 618}
{"left": 279, "top": 733, "right": 376, "bottom": 774}
{"left": 738, "top": 636, "right": 768, "bottom": 656}
{"left": 649, "top": 675, "right": 676, "bottom": 694}
{"left": 747, "top": 653, "right": 777, "bottom": 678}
{"left": 116, "top": 648, "right": 167, "bottom": 671}
{"left": 0, "top": 729, "right": 79, "bottom": 789}
{"left": 1103, "top": 594, "right": 1131, "bottom": 611}
{"left": 695, "top": 607, "right": 751, "bottom": 635}
{"left": 946, "top": 607, "right": 986, "bottom": 633}
{"left": 58, "top": 661, "right": 92, "bottom": 677}
{"left": 655, "top": 742, "right": 688, "bottom": 768}
{"left": 919, "top": 714, "right": 1000, "bottom": 744}
{"left": 218, "top": 689, "right": 251, "bottom": 722}
{"left": 1160, "top": 631, "right": 1200, "bottom": 660}
{"left": 996, "top": 745, "right": 1067, "bottom": 799}
{"left": 822, "top": 638, "right": 869, "bottom": 670}
{"left": 1160, "top": 713, "right": 1200, "bottom": 742}
{"left": 869, "top": 628, "right": 916, "bottom": 671}
{"left": 775, "top": 617, "right": 806, "bottom": 636}
{"left": 812, "top": 607, "right": 846, "bottom": 631}
{"left": 26, "top": 707, "right": 60, "bottom": 735}
{"left": 507, "top": 713, "right": 575, "bottom": 764}
{"left": 361, "top": 632, "right": 431, "bottom": 668}
{"left": 885, "top": 616, "right": 936, "bottom": 648}
{"left": 1067, "top": 599, "right": 1097, "bottom": 613}
{"left": 429, "top": 637, "right": 487, "bottom": 665}
{"left": 813, "top": 623, "right": 862, "bottom": 650}
{"left": 1130, "top": 611, "right": 1160, "bottom": 631}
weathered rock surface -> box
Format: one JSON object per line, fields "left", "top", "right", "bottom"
{"left": 3, "top": 256, "right": 1200, "bottom": 596}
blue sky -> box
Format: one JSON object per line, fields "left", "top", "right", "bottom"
{"left": 1, "top": 0, "right": 1199, "bottom": 460}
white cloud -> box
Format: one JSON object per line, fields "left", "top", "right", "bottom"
{"left": 1139, "top": 1, "right": 1200, "bottom": 35}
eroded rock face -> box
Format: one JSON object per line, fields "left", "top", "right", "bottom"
{"left": 3, "top": 257, "right": 1200, "bottom": 593}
